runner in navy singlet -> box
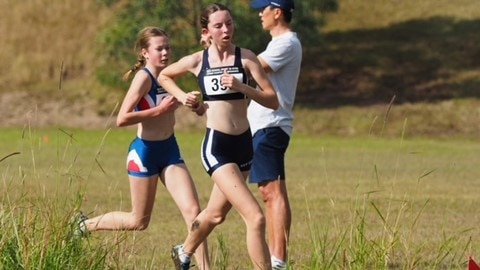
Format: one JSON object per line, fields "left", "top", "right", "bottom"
{"left": 79, "top": 27, "right": 210, "bottom": 270}
{"left": 158, "top": 3, "right": 279, "bottom": 270}
{"left": 197, "top": 47, "right": 247, "bottom": 101}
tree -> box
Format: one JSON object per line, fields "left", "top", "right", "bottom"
{"left": 95, "top": 0, "right": 338, "bottom": 89}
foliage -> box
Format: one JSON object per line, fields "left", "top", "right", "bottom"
{"left": 94, "top": 0, "right": 337, "bottom": 89}
{"left": 292, "top": 0, "right": 338, "bottom": 46}
{"left": 2, "top": 0, "right": 480, "bottom": 110}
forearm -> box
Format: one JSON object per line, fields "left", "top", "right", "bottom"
{"left": 238, "top": 84, "right": 279, "bottom": 110}
{"left": 158, "top": 75, "right": 188, "bottom": 104}
{"left": 116, "top": 108, "right": 166, "bottom": 127}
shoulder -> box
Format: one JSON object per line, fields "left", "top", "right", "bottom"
{"left": 176, "top": 51, "right": 203, "bottom": 68}
{"left": 127, "top": 69, "right": 152, "bottom": 95}
{"left": 239, "top": 47, "right": 257, "bottom": 60}
{"left": 239, "top": 48, "right": 264, "bottom": 75}
{"left": 261, "top": 33, "right": 302, "bottom": 60}
{"left": 131, "top": 69, "right": 150, "bottom": 83}
{"left": 286, "top": 33, "right": 302, "bottom": 51}
{"left": 161, "top": 51, "right": 204, "bottom": 76}
{"left": 273, "top": 33, "right": 301, "bottom": 51}
{"left": 184, "top": 51, "right": 203, "bottom": 63}
{"left": 239, "top": 48, "right": 261, "bottom": 67}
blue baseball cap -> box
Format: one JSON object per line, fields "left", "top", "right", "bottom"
{"left": 250, "top": 0, "right": 295, "bottom": 12}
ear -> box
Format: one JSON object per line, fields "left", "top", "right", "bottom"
{"left": 141, "top": 48, "right": 148, "bottom": 59}
{"left": 201, "top": 28, "right": 210, "bottom": 37}
{"left": 273, "top": 8, "right": 282, "bottom": 20}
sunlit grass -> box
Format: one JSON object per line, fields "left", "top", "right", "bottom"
{"left": 2, "top": 1, "right": 480, "bottom": 268}
{"left": 1, "top": 126, "right": 479, "bottom": 269}
{"left": 293, "top": 98, "right": 480, "bottom": 139}
{"left": 322, "top": 0, "right": 480, "bottom": 32}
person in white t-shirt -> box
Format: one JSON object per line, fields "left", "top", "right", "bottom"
{"left": 247, "top": 1, "right": 302, "bottom": 269}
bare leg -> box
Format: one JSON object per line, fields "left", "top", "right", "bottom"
{"left": 182, "top": 177, "right": 232, "bottom": 257}
{"left": 85, "top": 174, "right": 158, "bottom": 231}
{"left": 183, "top": 164, "right": 271, "bottom": 270}
{"left": 258, "top": 178, "right": 291, "bottom": 262}
{"left": 162, "top": 164, "right": 210, "bottom": 270}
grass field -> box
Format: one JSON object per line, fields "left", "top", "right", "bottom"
{"left": 1, "top": 127, "right": 479, "bottom": 269}
{"left": 2, "top": 1, "right": 480, "bottom": 268}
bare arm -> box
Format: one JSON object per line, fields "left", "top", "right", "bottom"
{"left": 116, "top": 71, "right": 178, "bottom": 127}
{"left": 257, "top": 56, "right": 273, "bottom": 73}
{"left": 221, "top": 49, "right": 279, "bottom": 110}
{"left": 158, "top": 53, "right": 202, "bottom": 108}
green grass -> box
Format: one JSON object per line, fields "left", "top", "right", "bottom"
{"left": 1, "top": 127, "right": 480, "bottom": 269}
{"left": 322, "top": 0, "right": 480, "bottom": 32}
{"left": 293, "top": 98, "right": 480, "bottom": 139}
{"left": 300, "top": 0, "right": 480, "bottom": 108}
{"left": 2, "top": 1, "right": 480, "bottom": 268}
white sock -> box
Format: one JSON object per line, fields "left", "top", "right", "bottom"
{"left": 177, "top": 245, "right": 191, "bottom": 263}
{"left": 272, "top": 255, "right": 287, "bottom": 269}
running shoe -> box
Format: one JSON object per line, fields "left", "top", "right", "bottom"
{"left": 171, "top": 244, "right": 190, "bottom": 270}
{"left": 73, "top": 211, "right": 89, "bottom": 237}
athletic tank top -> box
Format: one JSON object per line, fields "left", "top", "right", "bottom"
{"left": 197, "top": 47, "right": 248, "bottom": 101}
{"left": 135, "top": 67, "right": 170, "bottom": 111}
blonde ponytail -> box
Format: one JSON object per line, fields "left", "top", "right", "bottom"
{"left": 122, "top": 56, "right": 145, "bottom": 81}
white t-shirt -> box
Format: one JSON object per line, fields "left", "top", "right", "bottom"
{"left": 247, "top": 31, "right": 302, "bottom": 137}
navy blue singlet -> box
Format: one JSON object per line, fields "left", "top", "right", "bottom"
{"left": 135, "top": 68, "right": 170, "bottom": 111}
{"left": 197, "top": 47, "right": 248, "bottom": 101}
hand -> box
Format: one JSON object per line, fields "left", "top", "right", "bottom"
{"left": 184, "top": 91, "right": 202, "bottom": 108}
{"left": 191, "top": 102, "right": 206, "bottom": 116}
{"left": 220, "top": 70, "right": 240, "bottom": 91}
{"left": 158, "top": 95, "right": 179, "bottom": 113}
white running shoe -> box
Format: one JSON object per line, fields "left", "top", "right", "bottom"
{"left": 73, "top": 211, "right": 89, "bottom": 237}
{"left": 171, "top": 244, "right": 191, "bottom": 270}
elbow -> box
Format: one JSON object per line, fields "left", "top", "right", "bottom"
{"left": 157, "top": 74, "right": 169, "bottom": 88}
{"left": 116, "top": 116, "right": 128, "bottom": 127}
{"left": 268, "top": 96, "right": 279, "bottom": 110}
{"left": 262, "top": 99, "right": 279, "bottom": 110}
{"left": 157, "top": 75, "right": 165, "bottom": 86}
{"left": 272, "top": 100, "right": 280, "bottom": 110}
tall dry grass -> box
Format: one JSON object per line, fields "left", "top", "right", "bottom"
{"left": 0, "top": 0, "right": 113, "bottom": 91}
{"left": 2, "top": 126, "right": 479, "bottom": 268}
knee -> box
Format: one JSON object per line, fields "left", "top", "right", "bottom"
{"left": 210, "top": 212, "right": 226, "bottom": 226}
{"left": 258, "top": 185, "right": 276, "bottom": 202}
{"left": 129, "top": 216, "right": 151, "bottom": 231}
{"left": 184, "top": 205, "right": 201, "bottom": 221}
{"left": 259, "top": 181, "right": 286, "bottom": 203}
{"left": 249, "top": 211, "right": 266, "bottom": 230}
{"left": 134, "top": 222, "right": 149, "bottom": 231}
{"left": 187, "top": 211, "right": 225, "bottom": 233}
{"left": 204, "top": 210, "right": 226, "bottom": 226}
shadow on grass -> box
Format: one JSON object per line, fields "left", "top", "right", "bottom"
{"left": 299, "top": 16, "right": 480, "bottom": 108}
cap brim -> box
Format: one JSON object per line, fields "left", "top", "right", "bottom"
{"left": 250, "top": 0, "right": 270, "bottom": 9}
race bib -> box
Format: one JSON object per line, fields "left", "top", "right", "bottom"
{"left": 203, "top": 67, "right": 244, "bottom": 96}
